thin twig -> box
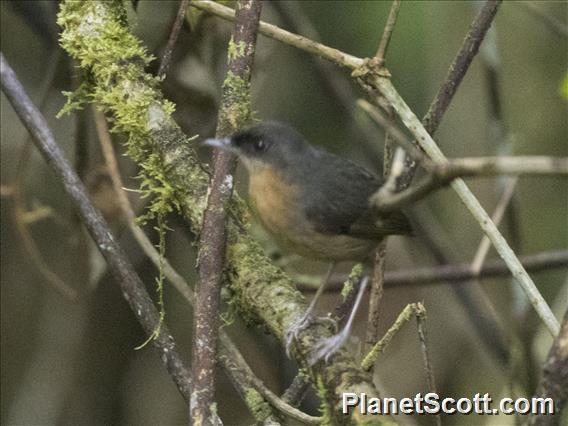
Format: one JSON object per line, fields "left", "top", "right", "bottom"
{"left": 295, "top": 249, "right": 568, "bottom": 291}
{"left": 158, "top": 0, "right": 190, "bottom": 78}
{"left": 422, "top": 0, "right": 502, "bottom": 135}
{"left": 414, "top": 304, "right": 441, "bottom": 426}
{"left": 0, "top": 52, "right": 193, "bottom": 403}
{"left": 374, "top": 0, "right": 402, "bottom": 63}
{"left": 361, "top": 302, "right": 421, "bottom": 371}
{"left": 471, "top": 177, "right": 518, "bottom": 274}
{"left": 367, "top": 0, "right": 404, "bottom": 353}
{"left": 93, "top": 109, "right": 194, "bottom": 302}
{"left": 191, "top": 0, "right": 364, "bottom": 70}
{"left": 369, "top": 156, "right": 568, "bottom": 212}
{"left": 191, "top": 1, "right": 262, "bottom": 423}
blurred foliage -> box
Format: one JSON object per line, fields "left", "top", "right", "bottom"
{"left": 1, "top": 1, "right": 566, "bottom": 425}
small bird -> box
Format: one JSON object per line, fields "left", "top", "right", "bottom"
{"left": 204, "top": 122, "right": 412, "bottom": 362}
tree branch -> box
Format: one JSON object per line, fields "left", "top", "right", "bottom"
{"left": 422, "top": 0, "right": 502, "bottom": 135}
{"left": 0, "top": 52, "right": 192, "bottom": 403}
{"left": 94, "top": 110, "right": 317, "bottom": 424}
{"left": 57, "top": 2, "right": 385, "bottom": 423}
{"left": 374, "top": 0, "right": 402, "bottom": 63}
{"left": 191, "top": 0, "right": 364, "bottom": 69}
{"left": 295, "top": 250, "right": 568, "bottom": 291}
{"left": 191, "top": 1, "right": 262, "bottom": 423}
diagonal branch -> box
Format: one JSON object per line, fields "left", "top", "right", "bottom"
{"left": 0, "top": 52, "right": 192, "bottom": 403}
{"left": 158, "top": 0, "right": 190, "bottom": 79}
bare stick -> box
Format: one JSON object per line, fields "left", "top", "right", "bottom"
{"left": 191, "top": 0, "right": 364, "bottom": 70}
{"left": 370, "top": 1, "right": 409, "bottom": 358}
{"left": 414, "top": 304, "right": 441, "bottom": 426}
{"left": 0, "top": 52, "right": 192, "bottom": 401}
{"left": 191, "top": 1, "right": 262, "bottom": 423}
{"left": 422, "top": 0, "right": 502, "bottom": 136}
{"left": 374, "top": 0, "right": 402, "bottom": 63}
{"left": 371, "top": 155, "right": 568, "bottom": 212}
{"left": 471, "top": 177, "right": 518, "bottom": 274}
{"left": 296, "top": 250, "right": 568, "bottom": 291}
{"left": 528, "top": 307, "right": 568, "bottom": 425}
{"left": 158, "top": 0, "right": 190, "bottom": 78}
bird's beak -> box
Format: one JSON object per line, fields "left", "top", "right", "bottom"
{"left": 201, "top": 137, "right": 233, "bottom": 150}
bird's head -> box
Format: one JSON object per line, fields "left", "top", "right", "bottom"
{"left": 202, "top": 121, "right": 312, "bottom": 175}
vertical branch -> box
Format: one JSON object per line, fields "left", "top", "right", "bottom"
{"left": 415, "top": 305, "right": 441, "bottom": 426}
{"left": 190, "top": 1, "right": 262, "bottom": 424}
{"left": 365, "top": 0, "right": 402, "bottom": 359}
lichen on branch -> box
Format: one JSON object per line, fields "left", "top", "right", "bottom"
{"left": 57, "top": 1, "right": 389, "bottom": 423}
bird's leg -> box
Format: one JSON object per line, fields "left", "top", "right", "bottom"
{"left": 285, "top": 262, "right": 336, "bottom": 357}
{"left": 309, "top": 276, "right": 369, "bottom": 364}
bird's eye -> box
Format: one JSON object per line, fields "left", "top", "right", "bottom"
{"left": 254, "top": 139, "right": 266, "bottom": 152}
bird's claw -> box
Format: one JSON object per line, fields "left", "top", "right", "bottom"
{"left": 284, "top": 312, "right": 313, "bottom": 358}
{"left": 309, "top": 326, "right": 350, "bottom": 365}
{"left": 284, "top": 314, "right": 338, "bottom": 358}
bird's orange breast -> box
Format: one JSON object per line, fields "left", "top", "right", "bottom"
{"left": 248, "top": 167, "right": 300, "bottom": 236}
{"left": 248, "top": 167, "right": 378, "bottom": 261}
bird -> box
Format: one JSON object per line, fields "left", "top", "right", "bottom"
{"left": 203, "top": 121, "right": 412, "bottom": 363}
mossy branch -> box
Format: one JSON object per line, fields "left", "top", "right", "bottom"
{"left": 57, "top": 1, "right": 386, "bottom": 423}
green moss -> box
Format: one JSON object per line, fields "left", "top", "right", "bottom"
{"left": 227, "top": 36, "right": 247, "bottom": 62}
{"left": 244, "top": 389, "right": 274, "bottom": 422}
{"left": 58, "top": 1, "right": 185, "bottom": 227}
{"left": 341, "top": 263, "right": 364, "bottom": 301}
{"left": 218, "top": 70, "right": 256, "bottom": 133}
{"left": 57, "top": 3, "right": 387, "bottom": 421}
{"left": 58, "top": 1, "right": 187, "bottom": 346}
{"left": 316, "top": 376, "right": 334, "bottom": 425}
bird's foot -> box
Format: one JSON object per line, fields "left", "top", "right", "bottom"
{"left": 309, "top": 324, "right": 350, "bottom": 365}
{"left": 284, "top": 313, "right": 337, "bottom": 358}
